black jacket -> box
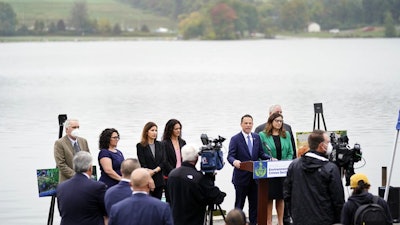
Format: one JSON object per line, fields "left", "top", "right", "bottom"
{"left": 167, "top": 161, "right": 226, "bottom": 225}
{"left": 136, "top": 141, "right": 167, "bottom": 187}
{"left": 284, "top": 150, "right": 345, "bottom": 225}
{"left": 341, "top": 191, "right": 392, "bottom": 225}
{"left": 161, "top": 138, "right": 186, "bottom": 176}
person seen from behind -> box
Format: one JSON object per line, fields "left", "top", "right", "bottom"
{"left": 283, "top": 129, "right": 344, "bottom": 225}
{"left": 340, "top": 173, "right": 392, "bottom": 225}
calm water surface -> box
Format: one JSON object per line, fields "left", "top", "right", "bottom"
{"left": 0, "top": 39, "right": 399, "bottom": 224}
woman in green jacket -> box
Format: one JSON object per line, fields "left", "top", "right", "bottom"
{"left": 259, "top": 112, "right": 293, "bottom": 225}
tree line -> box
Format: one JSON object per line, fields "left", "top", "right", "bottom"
{"left": 1, "top": 0, "right": 399, "bottom": 39}
{"left": 122, "top": 0, "right": 399, "bottom": 39}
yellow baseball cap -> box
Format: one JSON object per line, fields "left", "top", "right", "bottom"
{"left": 350, "top": 173, "right": 370, "bottom": 189}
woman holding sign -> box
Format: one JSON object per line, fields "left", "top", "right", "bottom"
{"left": 259, "top": 112, "right": 293, "bottom": 225}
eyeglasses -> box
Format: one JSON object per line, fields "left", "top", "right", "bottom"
{"left": 274, "top": 119, "right": 283, "bottom": 123}
{"left": 111, "top": 136, "right": 120, "bottom": 140}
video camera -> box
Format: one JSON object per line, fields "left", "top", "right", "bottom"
{"left": 199, "top": 134, "right": 225, "bottom": 173}
{"left": 328, "top": 133, "right": 362, "bottom": 186}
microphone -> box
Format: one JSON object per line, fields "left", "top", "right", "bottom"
{"left": 263, "top": 142, "right": 273, "bottom": 157}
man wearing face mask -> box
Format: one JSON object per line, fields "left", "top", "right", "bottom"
{"left": 54, "top": 119, "right": 90, "bottom": 183}
{"left": 283, "top": 129, "right": 344, "bottom": 225}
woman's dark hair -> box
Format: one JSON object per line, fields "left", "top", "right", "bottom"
{"left": 162, "top": 119, "right": 182, "bottom": 141}
{"left": 140, "top": 122, "right": 157, "bottom": 146}
{"left": 352, "top": 180, "right": 371, "bottom": 195}
{"left": 99, "top": 128, "right": 119, "bottom": 150}
{"left": 264, "top": 112, "right": 286, "bottom": 137}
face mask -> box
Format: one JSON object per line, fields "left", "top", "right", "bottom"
{"left": 325, "top": 143, "right": 333, "bottom": 156}
{"left": 71, "top": 128, "right": 80, "bottom": 138}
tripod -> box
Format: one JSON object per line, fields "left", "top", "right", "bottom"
{"left": 204, "top": 203, "right": 225, "bottom": 225}
{"left": 313, "top": 103, "right": 327, "bottom": 131}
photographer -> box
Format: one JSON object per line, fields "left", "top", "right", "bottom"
{"left": 167, "top": 144, "right": 226, "bottom": 225}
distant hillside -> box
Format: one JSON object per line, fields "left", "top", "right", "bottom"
{"left": 3, "top": 0, "right": 177, "bottom": 31}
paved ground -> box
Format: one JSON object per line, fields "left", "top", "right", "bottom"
{"left": 210, "top": 215, "right": 399, "bottom": 225}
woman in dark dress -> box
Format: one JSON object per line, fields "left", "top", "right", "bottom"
{"left": 136, "top": 122, "right": 167, "bottom": 199}
{"left": 98, "top": 128, "right": 125, "bottom": 189}
{"left": 259, "top": 112, "right": 293, "bottom": 225}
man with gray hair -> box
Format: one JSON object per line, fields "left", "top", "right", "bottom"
{"left": 104, "top": 158, "right": 141, "bottom": 214}
{"left": 54, "top": 119, "right": 90, "bottom": 183}
{"left": 56, "top": 151, "right": 107, "bottom": 225}
{"left": 167, "top": 144, "right": 226, "bottom": 225}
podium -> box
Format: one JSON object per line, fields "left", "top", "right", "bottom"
{"left": 240, "top": 161, "right": 269, "bottom": 225}
{"left": 239, "top": 160, "right": 292, "bottom": 225}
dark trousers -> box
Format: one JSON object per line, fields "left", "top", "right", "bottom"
{"left": 150, "top": 185, "right": 164, "bottom": 200}
{"left": 234, "top": 180, "right": 258, "bottom": 225}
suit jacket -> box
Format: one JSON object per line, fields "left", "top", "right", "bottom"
{"left": 161, "top": 138, "right": 186, "bottom": 176}
{"left": 104, "top": 180, "right": 132, "bottom": 215}
{"left": 56, "top": 173, "right": 107, "bottom": 225}
{"left": 136, "top": 141, "right": 167, "bottom": 187}
{"left": 108, "top": 193, "right": 174, "bottom": 225}
{"left": 227, "top": 132, "right": 271, "bottom": 186}
{"left": 255, "top": 122, "right": 297, "bottom": 158}
{"left": 54, "top": 135, "right": 90, "bottom": 182}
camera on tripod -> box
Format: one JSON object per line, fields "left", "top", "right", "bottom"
{"left": 328, "top": 132, "right": 362, "bottom": 186}
{"left": 199, "top": 134, "right": 225, "bottom": 173}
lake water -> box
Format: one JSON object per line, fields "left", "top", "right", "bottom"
{"left": 0, "top": 39, "right": 399, "bottom": 224}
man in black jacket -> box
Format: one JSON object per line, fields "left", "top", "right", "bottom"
{"left": 168, "top": 144, "right": 226, "bottom": 225}
{"left": 283, "top": 130, "right": 344, "bottom": 225}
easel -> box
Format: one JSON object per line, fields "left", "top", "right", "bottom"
{"left": 313, "top": 103, "right": 327, "bottom": 131}
{"left": 47, "top": 114, "right": 67, "bottom": 225}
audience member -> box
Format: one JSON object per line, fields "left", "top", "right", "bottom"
{"left": 56, "top": 151, "right": 107, "bottom": 225}
{"left": 225, "top": 208, "right": 248, "bottom": 225}
{"left": 227, "top": 114, "right": 271, "bottom": 225}
{"left": 137, "top": 122, "right": 167, "bottom": 199}
{"left": 162, "top": 119, "right": 186, "bottom": 202}
{"left": 168, "top": 144, "right": 226, "bottom": 225}
{"left": 341, "top": 173, "right": 392, "bottom": 225}
{"left": 54, "top": 119, "right": 90, "bottom": 183}
{"left": 104, "top": 158, "right": 141, "bottom": 214}
{"left": 259, "top": 112, "right": 293, "bottom": 225}
{"left": 98, "top": 128, "right": 125, "bottom": 188}
{"left": 108, "top": 168, "right": 174, "bottom": 225}
{"left": 284, "top": 129, "right": 344, "bottom": 225}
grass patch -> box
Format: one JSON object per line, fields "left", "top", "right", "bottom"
{"left": 3, "top": 0, "right": 176, "bottom": 30}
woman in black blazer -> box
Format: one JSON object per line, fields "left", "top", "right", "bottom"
{"left": 161, "top": 119, "right": 186, "bottom": 202}
{"left": 162, "top": 119, "right": 186, "bottom": 176}
{"left": 136, "top": 122, "right": 167, "bottom": 199}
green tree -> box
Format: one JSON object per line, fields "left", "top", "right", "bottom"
{"left": 113, "top": 23, "right": 122, "bottom": 35}
{"left": 34, "top": 20, "right": 45, "bottom": 34}
{"left": 210, "top": 2, "right": 237, "bottom": 40}
{"left": 178, "top": 11, "right": 206, "bottom": 39}
{"left": 0, "top": 2, "right": 17, "bottom": 35}
{"left": 70, "top": 0, "right": 90, "bottom": 34}
{"left": 280, "top": 0, "right": 308, "bottom": 32}
{"left": 384, "top": 11, "right": 397, "bottom": 37}
{"left": 57, "top": 20, "right": 66, "bottom": 32}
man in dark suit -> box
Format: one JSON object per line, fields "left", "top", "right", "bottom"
{"left": 56, "top": 151, "right": 107, "bottom": 225}
{"left": 108, "top": 168, "right": 173, "bottom": 225}
{"left": 54, "top": 119, "right": 90, "bottom": 183}
{"left": 104, "top": 158, "right": 140, "bottom": 214}
{"left": 228, "top": 114, "right": 271, "bottom": 225}
{"left": 255, "top": 104, "right": 297, "bottom": 158}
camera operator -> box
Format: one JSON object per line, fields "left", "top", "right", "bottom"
{"left": 167, "top": 144, "right": 226, "bottom": 225}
